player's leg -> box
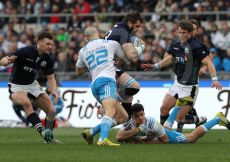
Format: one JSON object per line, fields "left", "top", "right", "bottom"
{"left": 35, "top": 93, "right": 57, "bottom": 143}
{"left": 117, "top": 71, "right": 140, "bottom": 119}
{"left": 160, "top": 94, "right": 177, "bottom": 125}
{"left": 10, "top": 91, "right": 45, "bottom": 136}
{"left": 85, "top": 77, "right": 120, "bottom": 146}
{"left": 185, "top": 112, "right": 230, "bottom": 143}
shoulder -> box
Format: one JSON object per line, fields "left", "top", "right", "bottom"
{"left": 188, "top": 37, "right": 204, "bottom": 49}
{"left": 170, "top": 39, "right": 180, "bottom": 47}
{"left": 112, "top": 23, "right": 129, "bottom": 33}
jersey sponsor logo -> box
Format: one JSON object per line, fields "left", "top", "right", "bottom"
{"left": 23, "top": 66, "right": 34, "bottom": 72}
{"left": 175, "top": 56, "right": 185, "bottom": 64}
{"left": 173, "top": 47, "right": 179, "bottom": 50}
{"left": 184, "top": 47, "right": 189, "bottom": 54}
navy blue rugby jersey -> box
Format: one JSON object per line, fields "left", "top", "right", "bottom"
{"left": 167, "top": 37, "right": 209, "bottom": 85}
{"left": 9, "top": 46, "right": 54, "bottom": 85}
{"left": 105, "top": 22, "right": 132, "bottom": 45}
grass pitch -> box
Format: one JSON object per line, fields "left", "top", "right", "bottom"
{"left": 0, "top": 128, "right": 229, "bottom": 162}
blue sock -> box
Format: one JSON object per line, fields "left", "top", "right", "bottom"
{"left": 165, "top": 106, "right": 180, "bottom": 127}
{"left": 203, "top": 117, "right": 220, "bottom": 131}
{"left": 99, "top": 116, "right": 113, "bottom": 142}
{"left": 91, "top": 124, "right": 101, "bottom": 136}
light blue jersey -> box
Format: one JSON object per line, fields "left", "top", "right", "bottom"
{"left": 76, "top": 39, "right": 126, "bottom": 103}
{"left": 76, "top": 39, "right": 125, "bottom": 82}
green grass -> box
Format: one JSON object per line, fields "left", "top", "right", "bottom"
{"left": 0, "top": 128, "right": 229, "bottom": 162}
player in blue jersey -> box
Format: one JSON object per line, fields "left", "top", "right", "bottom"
{"left": 7, "top": 31, "right": 59, "bottom": 143}
{"left": 76, "top": 26, "right": 130, "bottom": 146}
{"left": 141, "top": 20, "right": 222, "bottom": 131}
{"left": 116, "top": 103, "right": 230, "bottom": 144}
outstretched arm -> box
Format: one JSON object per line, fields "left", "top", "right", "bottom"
{"left": 47, "top": 74, "right": 60, "bottom": 102}
{"left": 0, "top": 55, "right": 17, "bottom": 66}
{"left": 201, "top": 56, "right": 222, "bottom": 90}
{"left": 141, "top": 52, "right": 174, "bottom": 70}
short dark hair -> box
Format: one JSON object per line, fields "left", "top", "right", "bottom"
{"left": 37, "top": 31, "right": 53, "bottom": 41}
{"left": 177, "top": 20, "right": 193, "bottom": 32}
{"left": 123, "top": 11, "right": 143, "bottom": 24}
{"left": 189, "top": 19, "right": 200, "bottom": 29}
{"left": 131, "top": 103, "right": 144, "bottom": 114}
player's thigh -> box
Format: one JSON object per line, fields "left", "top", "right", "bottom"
{"left": 11, "top": 91, "right": 31, "bottom": 106}
{"left": 160, "top": 94, "right": 177, "bottom": 114}
{"left": 35, "top": 93, "right": 55, "bottom": 114}
{"left": 117, "top": 72, "right": 140, "bottom": 89}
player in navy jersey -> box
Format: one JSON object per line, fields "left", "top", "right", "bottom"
{"left": 154, "top": 19, "right": 208, "bottom": 132}
{"left": 116, "top": 103, "right": 230, "bottom": 144}
{"left": 7, "top": 31, "right": 59, "bottom": 143}
{"left": 105, "top": 11, "right": 146, "bottom": 119}
{"left": 141, "top": 20, "right": 222, "bottom": 131}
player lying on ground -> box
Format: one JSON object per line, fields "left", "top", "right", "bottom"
{"left": 116, "top": 103, "right": 230, "bottom": 144}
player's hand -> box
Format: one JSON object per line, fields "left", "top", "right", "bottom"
{"left": 114, "top": 58, "right": 124, "bottom": 67}
{"left": 137, "top": 39, "right": 146, "bottom": 47}
{"left": 140, "top": 63, "right": 153, "bottom": 71}
{"left": 0, "top": 56, "right": 17, "bottom": 66}
{"left": 211, "top": 80, "right": 222, "bottom": 90}
{"left": 50, "top": 91, "right": 60, "bottom": 103}
{"left": 138, "top": 124, "right": 148, "bottom": 135}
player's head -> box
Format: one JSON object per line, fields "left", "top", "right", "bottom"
{"left": 84, "top": 26, "right": 99, "bottom": 42}
{"left": 123, "top": 11, "right": 143, "bottom": 33}
{"left": 37, "top": 31, "right": 54, "bottom": 55}
{"left": 177, "top": 19, "right": 193, "bottom": 43}
{"left": 189, "top": 19, "right": 200, "bottom": 36}
{"left": 131, "top": 103, "right": 145, "bottom": 124}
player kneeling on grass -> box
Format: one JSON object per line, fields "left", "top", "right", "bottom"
{"left": 116, "top": 103, "right": 230, "bottom": 144}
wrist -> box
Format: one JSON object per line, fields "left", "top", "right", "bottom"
{"left": 153, "top": 63, "right": 161, "bottom": 70}
{"left": 212, "top": 76, "right": 218, "bottom": 81}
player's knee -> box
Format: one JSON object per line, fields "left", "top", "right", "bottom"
{"left": 160, "top": 105, "right": 170, "bottom": 115}
{"left": 176, "top": 115, "right": 184, "bottom": 122}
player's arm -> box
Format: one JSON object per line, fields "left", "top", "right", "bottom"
{"left": 116, "top": 127, "right": 141, "bottom": 142}
{"left": 113, "top": 41, "right": 130, "bottom": 65}
{"left": 140, "top": 52, "right": 174, "bottom": 70}
{"left": 122, "top": 43, "right": 139, "bottom": 63}
{"left": 76, "top": 68, "right": 85, "bottom": 76}
{"left": 201, "top": 56, "right": 222, "bottom": 90}
{"left": 0, "top": 55, "right": 17, "bottom": 66}
{"left": 199, "top": 54, "right": 213, "bottom": 75}
{"left": 47, "top": 74, "right": 60, "bottom": 102}
{"left": 75, "top": 51, "right": 86, "bottom": 76}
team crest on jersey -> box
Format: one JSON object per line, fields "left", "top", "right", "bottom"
{"left": 184, "top": 47, "right": 189, "bottom": 54}
{"left": 40, "top": 61, "right": 47, "bottom": 67}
